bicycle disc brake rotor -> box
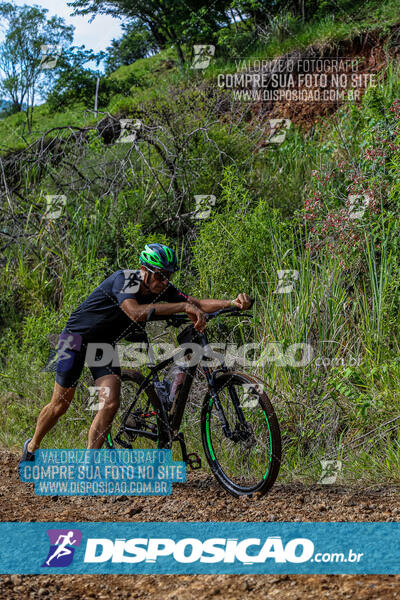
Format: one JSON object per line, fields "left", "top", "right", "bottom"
{"left": 230, "top": 421, "right": 256, "bottom": 448}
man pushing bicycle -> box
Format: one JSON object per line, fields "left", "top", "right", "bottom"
{"left": 21, "top": 243, "right": 252, "bottom": 461}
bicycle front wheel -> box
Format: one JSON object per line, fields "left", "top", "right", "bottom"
{"left": 201, "top": 372, "right": 281, "bottom": 497}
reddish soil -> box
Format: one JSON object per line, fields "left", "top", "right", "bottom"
{"left": 246, "top": 26, "right": 400, "bottom": 135}
{"left": 1, "top": 450, "right": 400, "bottom": 598}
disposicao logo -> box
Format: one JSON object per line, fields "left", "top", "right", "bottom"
{"left": 83, "top": 536, "right": 314, "bottom": 564}
{"left": 42, "top": 529, "right": 82, "bottom": 567}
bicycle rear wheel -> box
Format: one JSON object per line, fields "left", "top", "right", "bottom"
{"left": 201, "top": 372, "right": 281, "bottom": 497}
{"left": 105, "top": 370, "right": 163, "bottom": 450}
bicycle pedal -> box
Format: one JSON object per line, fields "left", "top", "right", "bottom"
{"left": 186, "top": 453, "right": 202, "bottom": 470}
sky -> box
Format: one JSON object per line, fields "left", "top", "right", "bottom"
{"left": 10, "top": 0, "right": 124, "bottom": 53}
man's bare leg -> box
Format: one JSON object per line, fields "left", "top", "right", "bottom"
{"left": 87, "top": 374, "right": 121, "bottom": 449}
{"left": 27, "top": 382, "right": 76, "bottom": 453}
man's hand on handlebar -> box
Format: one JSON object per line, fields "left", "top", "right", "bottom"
{"left": 232, "top": 293, "right": 253, "bottom": 310}
{"left": 184, "top": 302, "right": 207, "bottom": 332}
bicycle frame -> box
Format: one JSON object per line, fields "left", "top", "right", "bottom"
{"left": 116, "top": 308, "right": 253, "bottom": 451}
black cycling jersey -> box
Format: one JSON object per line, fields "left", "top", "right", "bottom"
{"left": 64, "top": 269, "right": 188, "bottom": 344}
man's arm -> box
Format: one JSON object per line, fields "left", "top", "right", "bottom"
{"left": 120, "top": 298, "right": 207, "bottom": 331}
{"left": 185, "top": 293, "right": 252, "bottom": 312}
{"left": 120, "top": 293, "right": 252, "bottom": 332}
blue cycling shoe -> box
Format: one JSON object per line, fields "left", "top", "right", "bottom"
{"left": 20, "top": 438, "right": 35, "bottom": 462}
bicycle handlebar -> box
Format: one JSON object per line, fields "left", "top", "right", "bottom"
{"left": 146, "top": 297, "right": 254, "bottom": 328}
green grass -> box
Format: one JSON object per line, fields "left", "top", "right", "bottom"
{"left": 108, "top": 47, "right": 177, "bottom": 87}
{"left": 0, "top": 102, "right": 95, "bottom": 151}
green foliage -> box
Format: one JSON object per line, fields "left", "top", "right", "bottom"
{"left": 215, "top": 25, "right": 256, "bottom": 60}
{"left": 0, "top": 1, "right": 74, "bottom": 127}
{"left": 68, "top": 0, "right": 232, "bottom": 65}
{"left": 105, "top": 20, "right": 159, "bottom": 73}
{"left": 47, "top": 67, "right": 139, "bottom": 111}
{"left": 193, "top": 166, "right": 284, "bottom": 296}
{"left": 106, "top": 94, "right": 137, "bottom": 115}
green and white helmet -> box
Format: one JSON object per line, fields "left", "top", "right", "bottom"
{"left": 139, "top": 243, "right": 179, "bottom": 273}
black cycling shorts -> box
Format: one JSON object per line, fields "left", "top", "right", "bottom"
{"left": 54, "top": 330, "right": 121, "bottom": 388}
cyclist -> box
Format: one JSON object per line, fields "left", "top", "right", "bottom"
{"left": 21, "top": 243, "right": 252, "bottom": 461}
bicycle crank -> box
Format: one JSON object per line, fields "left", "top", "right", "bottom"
{"left": 176, "top": 432, "right": 202, "bottom": 470}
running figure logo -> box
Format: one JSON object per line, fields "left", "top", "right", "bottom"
{"left": 42, "top": 332, "right": 82, "bottom": 373}
{"left": 42, "top": 529, "right": 82, "bottom": 567}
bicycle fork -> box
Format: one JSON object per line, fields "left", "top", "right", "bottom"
{"left": 203, "top": 366, "right": 247, "bottom": 439}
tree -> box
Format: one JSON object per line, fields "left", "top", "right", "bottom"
{"left": 68, "top": 0, "right": 232, "bottom": 66}
{"left": 47, "top": 45, "right": 139, "bottom": 111}
{"left": 105, "top": 20, "right": 159, "bottom": 74}
{"left": 0, "top": 2, "right": 74, "bottom": 129}
{"left": 46, "top": 46, "right": 103, "bottom": 110}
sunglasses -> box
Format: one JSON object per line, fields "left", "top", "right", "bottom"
{"left": 146, "top": 266, "right": 173, "bottom": 282}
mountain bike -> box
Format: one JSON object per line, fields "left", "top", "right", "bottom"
{"left": 106, "top": 306, "right": 281, "bottom": 497}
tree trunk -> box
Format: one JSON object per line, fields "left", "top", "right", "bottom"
{"left": 26, "top": 86, "right": 35, "bottom": 133}
{"left": 175, "top": 43, "right": 185, "bottom": 67}
{"left": 235, "top": 6, "right": 253, "bottom": 30}
{"left": 230, "top": 9, "right": 239, "bottom": 33}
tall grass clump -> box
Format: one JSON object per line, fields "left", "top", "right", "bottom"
{"left": 193, "top": 65, "right": 400, "bottom": 483}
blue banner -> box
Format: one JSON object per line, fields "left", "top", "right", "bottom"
{"left": 1, "top": 522, "right": 400, "bottom": 574}
{"left": 19, "top": 449, "right": 186, "bottom": 496}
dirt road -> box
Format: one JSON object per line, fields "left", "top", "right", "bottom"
{"left": 1, "top": 450, "right": 399, "bottom": 599}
